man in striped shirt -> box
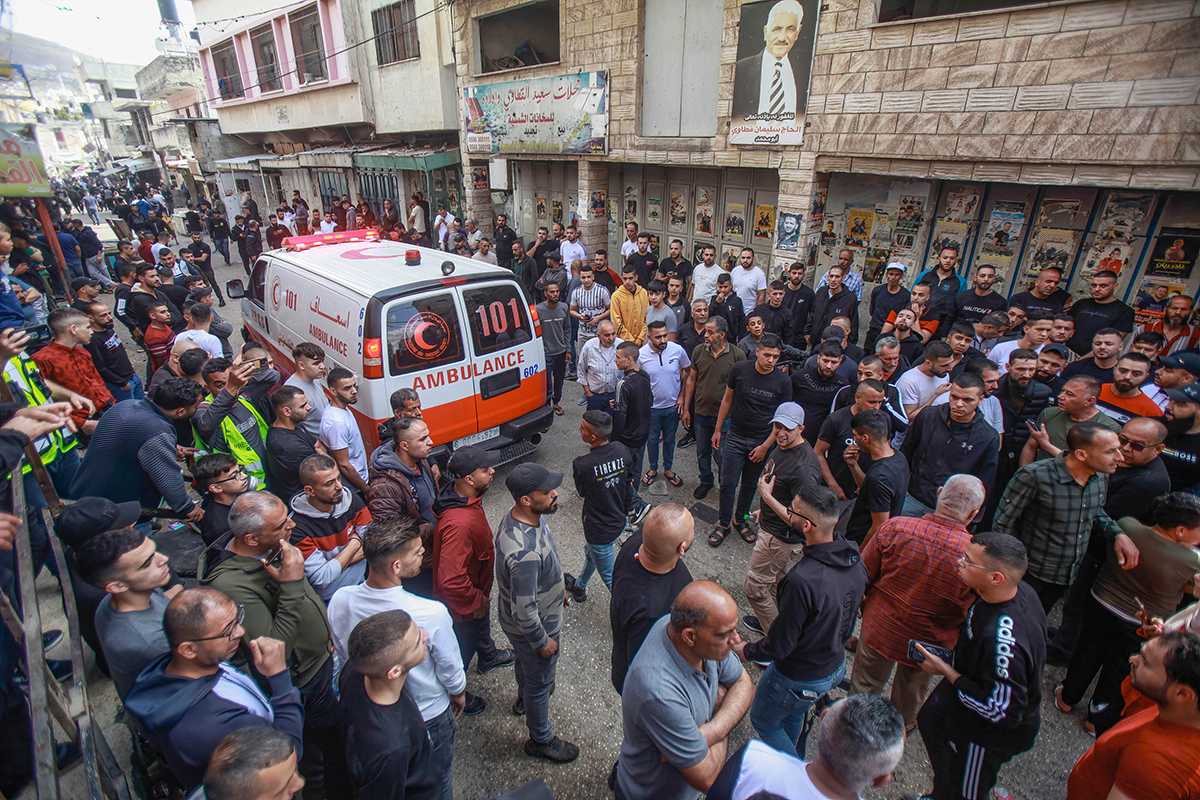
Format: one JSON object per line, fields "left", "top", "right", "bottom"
{"left": 569, "top": 265, "right": 611, "bottom": 354}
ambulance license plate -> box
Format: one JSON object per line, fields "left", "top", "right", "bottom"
{"left": 453, "top": 427, "right": 499, "bottom": 449}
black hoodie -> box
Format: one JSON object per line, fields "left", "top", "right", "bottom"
{"left": 742, "top": 538, "right": 868, "bottom": 682}
{"left": 612, "top": 368, "right": 652, "bottom": 450}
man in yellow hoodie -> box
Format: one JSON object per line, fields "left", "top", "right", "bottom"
{"left": 610, "top": 264, "right": 649, "bottom": 346}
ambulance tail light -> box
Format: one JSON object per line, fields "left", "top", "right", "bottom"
{"left": 529, "top": 304, "right": 541, "bottom": 337}
{"left": 364, "top": 337, "right": 384, "bottom": 379}
{"left": 283, "top": 229, "right": 380, "bottom": 251}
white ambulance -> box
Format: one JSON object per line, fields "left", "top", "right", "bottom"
{"left": 226, "top": 230, "right": 552, "bottom": 461}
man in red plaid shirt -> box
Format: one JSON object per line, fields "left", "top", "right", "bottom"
{"left": 848, "top": 473, "right": 983, "bottom": 730}
{"left": 32, "top": 307, "right": 113, "bottom": 436}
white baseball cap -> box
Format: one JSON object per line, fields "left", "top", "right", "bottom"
{"left": 885, "top": 262, "right": 907, "bottom": 274}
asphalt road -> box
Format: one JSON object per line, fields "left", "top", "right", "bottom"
{"left": 32, "top": 231, "right": 1088, "bottom": 800}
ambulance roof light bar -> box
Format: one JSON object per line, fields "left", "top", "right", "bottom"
{"left": 283, "top": 229, "right": 380, "bottom": 251}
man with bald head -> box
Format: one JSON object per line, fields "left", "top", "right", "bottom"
{"left": 617, "top": 579, "right": 753, "bottom": 799}
{"left": 610, "top": 503, "right": 695, "bottom": 694}
{"left": 124, "top": 588, "right": 303, "bottom": 792}
{"left": 148, "top": 338, "right": 203, "bottom": 393}
{"left": 736, "top": 483, "right": 868, "bottom": 759}
{"left": 849, "top": 475, "right": 984, "bottom": 729}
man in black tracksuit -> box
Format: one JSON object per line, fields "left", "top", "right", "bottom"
{"left": 913, "top": 532, "right": 1046, "bottom": 800}
{"left": 565, "top": 410, "right": 632, "bottom": 601}
{"left": 611, "top": 341, "right": 652, "bottom": 519}
{"left": 735, "top": 483, "right": 867, "bottom": 759}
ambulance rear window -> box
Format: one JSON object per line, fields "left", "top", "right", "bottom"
{"left": 462, "top": 283, "right": 532, "bottom": 356}
{"left": 385, "top": 293, "right": 465, "bottom": 376}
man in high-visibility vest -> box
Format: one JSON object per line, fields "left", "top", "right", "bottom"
{"left": 191, "top": 350, "right": 278, "bottom": 489}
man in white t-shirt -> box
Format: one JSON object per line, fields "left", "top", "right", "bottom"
{"left": 319, "top": 367, "right": 369, "bottom": 494}
{"left": 433, "top": 204, "right": 456, "bottom": 249}
{"left": 990, "top": 309, "right": 1052, "bottom": 376}
{"left": 620, "top": 222, "right": 640, "bottom": 259}
{"left": 690, "top": 244, "right": 723, "bottom": 304}
{"left": 284, "top": 342, "right": 329, "bottom": 437}
{"left": 894, "top": 340, "right": 955, "bottom": 444}
{"left": 173, "top": 303, "right": 224, "bottom": 358}
{"left": 706, "top": 694, "right": 905, "bottom": 800}
{"left": 408, "top": 194, "right": 427, "bottom": 234}
{"left": 319, "top": 212, "right": 337, "bottom": 234}
{"left": 729, "top": 247, "right": 767, "bottom": 314}
{"left": 471, "top": 238, "right": 499, "bottom": 265}
{"left": 560, "top": 225, "right": 587, "bottom": 267}
{"left": 326, "top": 518, "right": 471, "bottom": 799}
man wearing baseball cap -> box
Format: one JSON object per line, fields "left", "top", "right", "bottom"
{"left": 495, "top": 462, "right": 578, "bottom": 763}
{"left": 70, "top": 277, "right": 101, "bottom": 313}
{"left": 865, "top": 262, "right": 910, "bottom": 354}
{"left": 430, "top": 446, "right": 515, "bottom": 679}
{"left": 1146, "top": 351, "right": 1200, "bottom": 410}
{"left": 742, "top": 402, "right": 822, "bottom": 639}
{"left": 1162, "top": 383, "right": 1200, "bottom": 492}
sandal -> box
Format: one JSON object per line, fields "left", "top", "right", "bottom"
{"left": 733, "top": 519, "right": 757, "bottom": 543}
{"left": 664, "top": 471, "right": 683, "bottom": 487}
{"left": 708, "top": 525, "right": 729, "bottom": 547}
{"left": 553, "top": 404, "right": 564, "bottom": 416}
{"left": 642, "top": 470, "right": 658, "bottom": 486}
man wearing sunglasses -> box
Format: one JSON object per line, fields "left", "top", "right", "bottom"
{"left": 124, "top": 587, "right": 303, "bottom": 793}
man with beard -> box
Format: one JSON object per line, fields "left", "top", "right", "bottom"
{"left": 1144, "top": 351, "right": 1200, "bottom": 410}
{"left": 1067, "top": 271, "right": 1135, "bottom": 356}
{"left": 1034, "top": 343, "right": 1069, "bottom": 395}
{"left": 915, "top": 246, "right": 966, "bottom": 337}
{"left": 1050, "top": 314, "right": 1075, "bottom": 349}
{"left": 1094, "top": 353, "right": 1162, "bottom": 424}
{"left": 780, "top": 261, "right": 813, "bottom": 349}
{"left": 495, "top": 463, "right": 578, "bottom": 763}
{"left": 319, "top": 367, "right": 369, "bottom": 495}
{"left": 865, "top": 262, "right": 909, "bottom": 354}
{"left": 888, "top": 308, "right": 926, "bottom": 366}
{"left": 953, "top": 264, "right": 1007, "bottom": 325}
{"left": 873, "top": 336, "right": 908, "bottom": 385}
{"left": 1011, "top": 265, "right": 1069, "bottom": 316}
{"left": 1137, "top": 293, "right": 1200, "bottom": 356}
{"left": 1160, "top": 384, "right": 1200, "bottom": 492}
{"left": 790, "top": 341, "right": 849, "bottom": 445}
{"left": 807, "top": 265, "right": 858, "bottom": 347}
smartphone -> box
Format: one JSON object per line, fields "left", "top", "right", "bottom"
{"left": 249, "top": 357, "right": 269, "bottom": 374}
{"left": 1134, "top": 596, "right": 1148, "bottom": 619}
{"left": 264, "top": 544, "right": 284, "bottom": 567}
{"left": 908, "top": 640, "right": 954, "bottom": 665}
{"left": 763, "top": 460, "right": 776, "bottom": 480}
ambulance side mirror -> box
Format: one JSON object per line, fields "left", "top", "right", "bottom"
{"left": 226, "top": 280, "right": 246, "bottom": 300}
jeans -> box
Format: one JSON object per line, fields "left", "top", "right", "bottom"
{"left": 452, "top": 614, "right": 502, "bottom": 670}
{"left": 692, "top": 414, "right": 728, "bottom": 487}
{"left": 576, "top": 540, "right": 616, "bottom": 591}
{"left": 213, "top": 237, "right": 230, "bottom": 264}
{"left": 425, "top": 705, "right": 456, "bottom": 800}
{"left": 750, "top": 660, "right": 847, "bottom": 759}
{"left": 718, "top": 430, "right": 769, "bottom": 527}
{"left": 585, "top": 392, "right": 614, "bottom": 412}
{"left": 547, "top": 352, "right": 567, "bottom": 405}
{"left": 105, "top": 373, "right": 144, "bottom": 403}
{"left": 507, "top": 632, "right": 559, "bottom": 744}
{"left": 901, "top": 493, "right": 935, "bottom": 518}
{"left": 64, "top": 260, "right": 84, "bottom": 280}
{"left": 298, "top": 656, "right": 351, "bottom": 800}
{"left": 86, "top": 208, "right": 100, "bottom": 225}
{"left": 624, "top": 442, "right": 647, "bottom": 512}
{"left": 647, "top": 407, "right": 679, "bottom": 472}
{"left": 45, "top": 447, "right": 80, "bottom": 500}
{"left": 85, "top": 254, "right": 115, "bottom": 288}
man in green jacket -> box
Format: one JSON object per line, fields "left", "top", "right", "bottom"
{"left": 199, "top": 490, "right": 350, "bottom": 800}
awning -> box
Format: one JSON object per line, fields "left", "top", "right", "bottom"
{"left": 99, "top": 166, "right": 126, "bottom": 176}
{"left": 214, "top": 154, "right": 266, "bottom": 166}
{"left": 117, "top": 157, "right": 156, "bottom": 172}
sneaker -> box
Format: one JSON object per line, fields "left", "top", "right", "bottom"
{"left": 753, "top": 659, "right": 770, "bottom": 668}
{"left": 477, "top": 649, "right": 515, "bottom": 675}
{"left": 693, "top": 483, "right": 713, "bottom": 500}
{"left": 564, "top": 573, "right": 587, "bottom": 603}
{"left": 512, "top": 696, "right": 525, "bottom": 716}
{"left": 678, "top": 432, "right": 695, "bottom": 448}
{"left": 524, "top": 736, "right": 580, "bottom": 763}
{"left": 577, "top": 396, "right": 587, "bottom": 406}
{"left": 462, "top": 693, "right": 486, "bottom": 715}
{"left": 742, "top": 615, "right": 764, "bottom": 635}
{"left": 42, "top": 630, "right": 64, "bottom": 651}
{"left": 628, "top": 503, "right": 651, "bottom": 527}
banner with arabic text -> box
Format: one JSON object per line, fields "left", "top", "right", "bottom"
{"left": 462, "top": 72, "right": 608, "bottom": 155}
{"left": 0, "top": 123, "right": 51, "bottom": 197}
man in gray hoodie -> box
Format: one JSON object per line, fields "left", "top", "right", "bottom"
{"left": 368, "top": 416, "right": 438, "bottom": 597}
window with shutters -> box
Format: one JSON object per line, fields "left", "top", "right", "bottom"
{"left": 641, "top": 0, "right": 721, "bottom": 138}
{"left": 372, "top": 1, "right": 421, "bottom": 65}
{"left": 250, "top": 23, "right": 282, "bottom": 92}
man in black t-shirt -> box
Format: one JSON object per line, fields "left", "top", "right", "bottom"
{"left": 742, "top": 402, "right": 822, "bottom": 637}
{"left": 791, "top": 341, "right": 850, "bottom": 445}
{"left": 1066, "top": 270, "right": 1135, "bottom": 356}
{"left": 625, "top": 233, "right": 658, "bottom": 287}
{"left": 265, "top": 386, "right": 321, "bottom": 501}
{"left": 340, "top": 610, "right": 440, "bottom": 800}
{"left": 711, "top": 334, "right": 792, "bottom": 546}
{"left": 844, "top": 409, "right": 909, "bottom": 545}
{"left": 914, "top": 533, "right": 1046, "bottom": 800}
{"left": 953, "top": 264, "right": 1008, "bottom": 324}
{"left": 609, "top": 504, "right": 693, "bottom": 694}
{"left": 566, "top": 411, "right": 632, "bottom": 602}
{"left": 1010, "top": 266, "right": 1068, "bottom": 316}
{"left": 817, "top": 378, "right": 887, "bottom": 532}
{"left": 183, "top": 201, "right": 203, "bottom": 236}
{"left": 1162, "top": 384, "right": 1200, "bottom": 492}
{"left": 1062, "top": 328, "right": 1123, "bottom": 385}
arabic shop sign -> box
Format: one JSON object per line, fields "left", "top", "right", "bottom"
{"left": 462, "top": 71, "right": 608, "bottom": 155}
{"left": 0, "top": 123, "right": 51, "bottom": 197}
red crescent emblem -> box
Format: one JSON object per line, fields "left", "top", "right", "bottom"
{"left": 340, "top": 247, "right": 394, "bottom": 260}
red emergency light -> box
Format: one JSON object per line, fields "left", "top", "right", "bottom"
{"left": 283, "top": 228, "right": 380, "bottom": 251}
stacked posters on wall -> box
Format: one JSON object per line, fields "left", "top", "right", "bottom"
{"left": 811, "top": 188, "right": 826, "bottom": 221}
{"left": 864, "top": 247, "right": 893, "bottom": 283}
{"left": 819, "top": 215, "right": 844, "bottom": 257}
{"left": 695, "top": 187, "right": 717, "bottom": 237}
{"left": 805, "top": 231, "right": 820, "bottom": 267}
{"left": 725, "top": 202, "right": 746, "bottom": 237}
{"left": 928, "top": 221, "right": 968, "bottom": 268}
{"left": 753, "top": 204, "right": 775, "bottom": 243}
{"left": 1147, "top": 231, "right": 1200, "bottom": 281}
{"left": 1027, "top": 228, "right": 1077, "bottom": 276}
{"left": 646, "top": 194, "right": 662, "bottom": 227}
{"left": 844, "top": 204, "right": 874, "bottom": 249}
{"left": 892, "top": 195, "right": 925, "bottom": 254}
{"left": 551, "top": 199, "right": 563, "bottom": 225}
{"left": 777, "top": 212, "right": 801, "bottom": 251}
{"left": 535, "top": 197, "right": 547, "bottom": 226}
{"left": 590, "top": 190, "right": 606, "bottom": 220}
{"left": 669, "top": 189, "right": 689, "bottom": 233}
{"left": 1038, "top": 198, "right": 1081, "bottom": 229}
{"left": 943, "top": 192, "right": 980, "bottom": 223}
{"left": 624, "top": 185, "right": 639, "bottom": 221}
{"left": 1098, "top": 192, "right": 1155, "bottom": 238}
{"left": 981, "top": 202, "right": 1026, "bottom": 258}
{"left": 1135, "top": 279, "right": 1189, "bottom": 326}
{"left": 872, "top": 205, "right": 897, "bottom": 245}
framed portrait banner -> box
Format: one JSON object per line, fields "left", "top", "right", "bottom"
{"left": 729, "top": 0, "right": 818, "bottom": 147}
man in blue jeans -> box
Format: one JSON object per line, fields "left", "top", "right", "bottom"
{"left": 735, "top": 483, "right": 868, "bottom": 758}
{"left": 565, "top": 410, "right": 631, "bottom": 601}
{"left": 638, "top": 320, "right": 690, "bottom": 489}
{"left": 682, "top": 316, "right": 745, "bottom": 500}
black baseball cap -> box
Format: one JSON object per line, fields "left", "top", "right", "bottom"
{"left": 821, "top": 325, "right": 845, "bottom": 342}
{"left": 1160, "top": 352, "right": 1200, "bottom": 376}
{"left": 71, "top": 277, "right": 100, "bottom": 291}
{"left": 446, "top": 445, "right": 502, "bottom": 479}
{"left": 505, "top": 463, "right": 563, "bottom": 498}
{"left": 55, "top": 498, "right": 142, "bottom": 549}
{"left": 1164, "top": 384, "right": 1200, "bottom": 405}
{"left": 545, "top": 251, "right": 562, "bottom": 264}
{"left": 1042, "top": 343, "right": 1070, "bottom": 359}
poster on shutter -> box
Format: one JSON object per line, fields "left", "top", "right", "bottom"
{"left": 981, "top": 202, "right": 1025, "bottom": 257}
{"left": 1146, "top": 232, "right": 1200, "bottom": 281}
{"left": 864, "top": 247, "right": 893, "bottom": 283}
{"left": 725, "top": 201, "right": 746, "bottom": 237}
{"left": 471, "top": 165, "right": 489, "bottom": 190}
{"left": 776, "top": 212, "right": 801, "bottom": 251}
{"left": 1037, "top": 198, "right": 1081, "bottom": 230}
{"left": 927, "top": 221, "right": 968, "bottom": 268}
{"left": 669, "top": 187, "right": 689, "bottom": 233}
{"left": 729, "top": 0, "right": 819, "bottom": 147}
{"left": 844, "top": 204, "right": 874, "bottom": 249}
{"left": 695, "top": 186, "right": 717, "bottom": 237}
{"left": 1135, "top": 279, "right": 1189, "bottom": 326}
{"left": 646, "top": 194, "right": 662, "bottom": 229}
{"left": 896, "top": 195, "right": 925, "bottom": 230}
{"left": 1098, "top": 192, "right": 1155, "bottom": 238}
{"left": 535, "top": 196, "right": 547, "bottom": 226}
{"left": 1026, "top": 228, "right": 1077, "bottom": 276}
{"left": 753, "top": 204, "right": 776, "bottom": 243}
{"left": 551, "top": 199, "right": 563, "bottom": 225}
{"left": 872, "top": 205, "right": 897, "bottom": 245}
{"left": 624, "top": 185, "right": 638, "bottom": 221}
{"left": 943, "top": 192, "right": 979, "bottom": 223}
{"left": 1081, "top": 237, "right": 1132, "bottom": 277}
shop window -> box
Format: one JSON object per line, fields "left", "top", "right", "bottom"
{"left": 642, "top": 0, "right": 721, "bottom": 137}
{"left": 290, "top": 5, "right": 327, "bottom": 84}
{"left": 373, "top": 1, "right": 420, "bottom": 66}
{"left": 251, "top": 23, "right": 283, "bottom": 93}
{"left": 212, "top": 41, "right": 244, "bottom": 99}
{"left": 879, "top": 0, "right": 1050, "bottom": 23}
{"left": 475, "top": 1, "right": 559, "bottom": 75}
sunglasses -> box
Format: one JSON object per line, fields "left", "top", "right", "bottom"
{"left": 1117, "top": 435, "right": 1154, "bottom": 453}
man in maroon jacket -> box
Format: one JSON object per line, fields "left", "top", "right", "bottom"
{"left": 432, "top": 446, "right": 515, "bottom": 674}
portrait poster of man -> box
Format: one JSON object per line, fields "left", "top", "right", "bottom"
{"left": 730, "top": 0, "right": 818, "bottom": 146}
{"left": 777, "top": 212, "right": 801, "bottom": 251}
{"left": 1147, "top": 231, "right": 1200, "bottom": 281}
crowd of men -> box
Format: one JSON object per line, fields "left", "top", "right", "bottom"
{"left": 0, "top": 200, "right": 1198, "bottom": 800}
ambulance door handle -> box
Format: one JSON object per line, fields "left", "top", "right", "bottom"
{"left": 479, "top": 367, "right": 521, "bottom": 401}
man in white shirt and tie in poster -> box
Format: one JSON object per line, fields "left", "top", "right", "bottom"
{"left": 732, "top": 0, "right": 807, "bottom": 121}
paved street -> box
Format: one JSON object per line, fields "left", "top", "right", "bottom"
{"left": 31, "top": 243, "right": 1090, "bottom": 799}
